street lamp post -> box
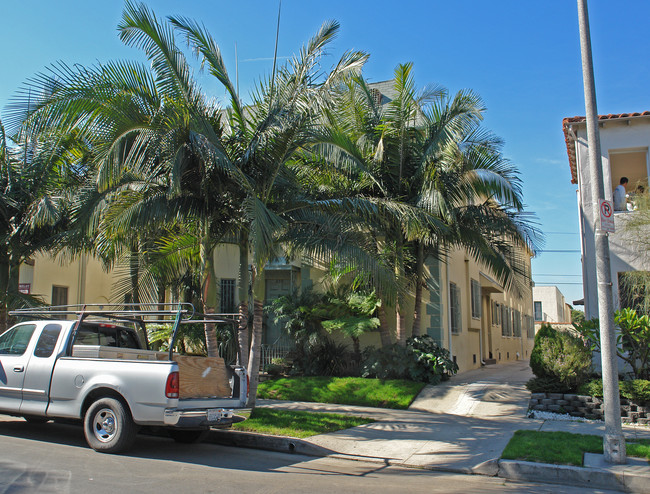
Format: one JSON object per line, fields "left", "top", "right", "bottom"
{"left": 576, "top": 0, "right": 626, "bottom": 464}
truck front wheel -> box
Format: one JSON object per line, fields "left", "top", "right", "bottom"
{"left": 84, "top": 397, "right": 137, "bottom": 453}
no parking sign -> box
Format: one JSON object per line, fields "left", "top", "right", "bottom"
{"left": 600, "top": 199, "right": 615, "bottom": 233}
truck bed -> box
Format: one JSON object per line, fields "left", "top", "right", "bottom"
{"left": 71, "top": 345, "right": 232, "bottom": 398}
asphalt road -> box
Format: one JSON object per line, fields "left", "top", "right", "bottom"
{"left": 0, "top": 417, "right": 620, "bottom": 494}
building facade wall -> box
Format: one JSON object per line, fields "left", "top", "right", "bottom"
{"left": 533, "top": 286, "right": 571, "bottom": 323}
{"left": 572, "top": 118, "right": 650, "bottom": 319}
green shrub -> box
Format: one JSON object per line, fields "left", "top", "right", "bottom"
{"left": 291, "top": 337, "right": 352, "bottom": 377}
{"left": 264, "top": 363, "right": 284, "bottom": 376}
{"left": 529, "top": 323, "right": 557, "bottom": 378}
{"left": 578, "top": 379, "right": 650, "bottom": 404}
{"left": 529, "top": 323, "right": 591, "bottom": 391}
{"left": 526, "top": 376, "right": 574, "bottom": 394}
{"left": 361, "top": 335, "right": 458, "bottom": 384}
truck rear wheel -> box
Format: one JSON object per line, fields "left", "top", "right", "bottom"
{"left": 84, "top": 397, "right": 137, "bottom": 454}
{"left": 168, "top": 429, "right": 209, "bottom": 444}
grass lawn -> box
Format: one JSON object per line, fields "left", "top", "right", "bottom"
{"left": 232, "top": 408, "right": 373, "bottom": 438}
{"left": 256, "top": 376, "right": 426, "bottom": 409}
{"left": 502, "top": 430, "right": 650, "bottom": 466}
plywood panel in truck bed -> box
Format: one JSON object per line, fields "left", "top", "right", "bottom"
{"left": 173, "top": 355, "right": 231, "bottom": 399}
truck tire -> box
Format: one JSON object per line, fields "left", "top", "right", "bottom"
{"left": 168, "top": 429, "right": 209, "bottom": 444}
{"left": 84, "top": 397, "right": 137, "bottom": 454}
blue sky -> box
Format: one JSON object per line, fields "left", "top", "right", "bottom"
{"left": 3, "top": 0, "right": 650, "bottom": 306}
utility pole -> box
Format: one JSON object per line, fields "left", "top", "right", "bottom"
{"left": 576, "top": 0, "right": 626, "bottom": 464}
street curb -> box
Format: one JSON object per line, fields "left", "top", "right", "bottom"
{"left": 206, "top": 429, "right": 333, "bottom": 457}
{"left": 207, "top": 429, "right": 650, "bottom": 492}
{"left": 496, "top": 459, "right": 649, "bottom": 493}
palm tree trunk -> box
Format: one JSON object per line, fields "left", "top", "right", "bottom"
{"left": 377, "top": 302, "right": 393, "bottom": 347}
{"left": 352, "top": 335, "right": 361, "bottom": 368}
{"left": 412, "top": 242, "right": 424, "bottom": 337}
{"left": 237, "top": 235, "right": 250, "bottom": 367}
{"left": 0, "top": 256, "right": 9, "bottom": 331}
{"left": 396, "top": 299, "right": 406, "bottom": 345}
{"left": 395, "top": 239, "right": 407, "bottom": 346}
{"left": 129, "top": 242, "right": 141, "bottom": 309}
{"left": 200, "top": 236, "right": 219, "bottom": 357}
{"left": 157, "top": 279, "right": 166, "bottom": 309}
{"left": 246, "top": 298, "right": 264, "bottom": 408}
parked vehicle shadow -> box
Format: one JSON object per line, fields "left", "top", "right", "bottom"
{"left": 0, "top": 416, "right": 346, "bottom": 476}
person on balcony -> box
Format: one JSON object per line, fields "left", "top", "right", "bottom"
{"left": 614, "top": 176, "right": 629, "bottom": 211}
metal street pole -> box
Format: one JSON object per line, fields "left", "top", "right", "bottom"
{"left": 576, "top": 0, "right": 626, "bottom": 464}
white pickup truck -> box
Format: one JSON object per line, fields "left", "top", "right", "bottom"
{"left": 0, "top": 304, "right": 248, "bottom": 453}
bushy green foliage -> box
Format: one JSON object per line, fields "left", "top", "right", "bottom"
{"left": 291, "top": 337, "right": 351, "bottom": 377}
{"left": 578, "top": 378, "right": 650, "bottom": 404}
{"left": 574, "top": 308, "right": 650, "bottom": 379}
{"left": 526, "top": 376, "right": 574, "bottom": 394}
{"left": 529, "top": 323, "right": 555, "bottom": 378}
{"left": 571, "top": 309, "right": 585, "bottom": 325}
{"left": 529, "top": 323, "right": 591, "bottom": 391}
{"left": 268, "top": 285, "right": 380, "bottom": 369}
{"left": 361, "top": 335, "right": 458, "bottom": 384}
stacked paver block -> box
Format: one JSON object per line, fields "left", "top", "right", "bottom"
{"left": 529, "top": 393, "right": 648, "bottom": 424}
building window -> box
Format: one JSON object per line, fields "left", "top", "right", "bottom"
{"left": 501, "top": 305, "right": 511, "bottom": 337}
{"left": 526, "top": 315, "right": 535, "bottom": 339}
{"left": 220, "top": 279, "right": 236, "bottom": 313}
{"left": 449, "top": 282, "right": 462, "bottom": 334}
{"left": 52, "top": 286, "right": 68, "bottom": 306}
{"left": 533, "top": 301, "right": 543, "bottom": 321}
{"left": 491, "top": 301, "right": 500, "bottom": 325}
{"left": 512, "top": 309, "right": 521, "bottom": 337}
{"left": 470, "top": 279, "right": 481, "bottom": 319}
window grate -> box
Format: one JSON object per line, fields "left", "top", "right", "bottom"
{"left": 220, "top": 279, "right": 236, "bottom": 313}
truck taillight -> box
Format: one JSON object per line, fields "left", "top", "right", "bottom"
{"left": 166, "top": 371, "right": 179, "bottom": 398}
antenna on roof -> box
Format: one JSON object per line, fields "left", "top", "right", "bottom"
{"left": 235, "top": 42, "right": 239, "bottom": 98}
{"left": 269, "top": 0, "right": 282, "bottom": 104}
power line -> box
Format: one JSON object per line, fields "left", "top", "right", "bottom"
{"left": 534, "top": 274, "right": 582, "bottom": 277}
{"left": 537, "top": 250, "right": 581, "bottom": 253}
{"left": 535, "top": 282, "right": 583, "bottom": 285}
{"left": 545, "top": 231, "right": 579, "bottom": 235}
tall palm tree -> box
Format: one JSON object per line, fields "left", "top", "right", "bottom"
{"left": 12, "top": 1, "right": 371, "bottom": 406}
{"left": 0, "top": 119, "right": 80, "bottom": 330}
{"left": 310, "top": 64, "right": 539, "bottom": 344}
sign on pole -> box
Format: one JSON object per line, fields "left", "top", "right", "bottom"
{"left": 599, "top": 199, "right": 615, "bottom": 233}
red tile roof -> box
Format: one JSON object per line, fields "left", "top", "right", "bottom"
{"left": 563, "top": 112, "right": 650, "bottom": 184}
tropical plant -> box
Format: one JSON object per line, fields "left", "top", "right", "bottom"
{"left": 0, "top": 119, "right": 79, "bottom": 329}
{"left": 309, "top": 63, "right": 539, "bottom": 345}
{"left": 575, "top": 308, "right": 650, "bottom": 380}
{"left": 11, "top": 2, "right": 373, "bottom": 407}
{"left": 361, "top": 334, "right": 457, "bottom": 384}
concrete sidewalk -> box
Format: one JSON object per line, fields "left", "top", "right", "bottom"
{"left": 211, "top": 361, "right": 650, "bottom": 492}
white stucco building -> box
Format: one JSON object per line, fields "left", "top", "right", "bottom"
{"left": 563, "top": 112, "right": 650, "bottom": 319}
{"left": 532, "top": 286, "right": 572, "bottom": 324}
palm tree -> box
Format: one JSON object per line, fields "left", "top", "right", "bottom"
{"left": 12, "top": 1, "right": 371, "bottom": 406}
{"left": 309, "top": 64, "right": 539, "bottom": 344}
{"left": 0, "top": 119, "right": 81, "bottom": 330}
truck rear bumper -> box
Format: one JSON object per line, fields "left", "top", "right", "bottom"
{"left": 164, "top": 407, "right": 235, "bottom": 428}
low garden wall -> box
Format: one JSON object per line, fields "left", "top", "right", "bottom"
{"left": 529, "top": 393, "right": 649, "bottom": 424}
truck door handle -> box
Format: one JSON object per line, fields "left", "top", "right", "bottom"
{"left": 13, "top": 366, "right": 24, "bottom": 372}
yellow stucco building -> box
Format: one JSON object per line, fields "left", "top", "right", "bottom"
{"left": 20, "top": 240, "right": 534, "bottom": 374}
